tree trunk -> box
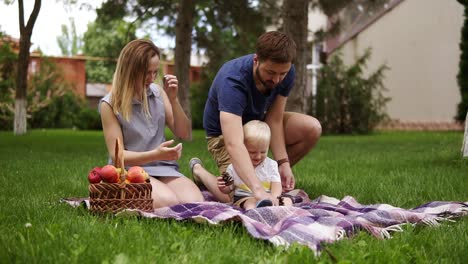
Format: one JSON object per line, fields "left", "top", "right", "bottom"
{"left": 282, "top": 0, "right": 310, "bottom": 113}
{"left": 463, "top": 111, "right": 468, "bottom": 157}
{"left": 456, "top": 0, "right": 468, "bottom": 121}
{"left": 14, "top": 36, "right": 30, "bottom": 134}
{"left": 14, "top": 0, "right": 41, "bottom": 135}
{"left": 174, "top": 0, "right": 195, "bottom": 120}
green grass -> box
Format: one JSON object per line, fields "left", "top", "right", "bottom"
{"left": 0, "top": 129, "right": 467, "bottom": 263}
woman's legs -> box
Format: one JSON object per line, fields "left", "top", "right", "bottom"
{"left": 149, "top": 177, "right": 179, "bottom": 208}
{"left": 149, "top": 176, "right": 204, "bottom": 208}
{"left": 159, "top": 176, "right": 204, "bottom": 203}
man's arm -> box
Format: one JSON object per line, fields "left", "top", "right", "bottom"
{"left": 265, "top": 95, "right": 295, "bottom": 191}
{"left": 220, "top": 111, "right": 273, "bottom": 201}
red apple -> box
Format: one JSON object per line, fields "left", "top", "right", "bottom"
{"left": 88, "top": 167, "right": 102, "bottom": 184}
{"left": 126, "top": 166, "right": 149, "bottom": 183}
{"left": 100, "top": 165, "right": 121, "bottom": 183}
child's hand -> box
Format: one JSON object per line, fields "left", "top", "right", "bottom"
{"left": 217, "top": 176, "right": 233, "bottom": 194}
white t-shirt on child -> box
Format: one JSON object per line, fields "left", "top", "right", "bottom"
{"left": 227, "top": 157, "right": 281, "bottom": 198}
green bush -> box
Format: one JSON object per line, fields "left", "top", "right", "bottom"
{"left": 85, "top": 60, "right": 115, "bottom": 83}
{"left": 0, "top": 32, "right": 18, "bottom": 130}
{"left": 30, "top": 91, "right": 84, "bottom": 129}
{"left": 21, "top": 57, "right": 85, "bottom": 129}
{"left": 30, "top": 91, "right": 101, "bottom": 130}
{"left": 75, "top": 107, "right": 102, "bottom": 130}
{"left": 315, "top": 49, "right": 390, "bottom": 134}
{"left": 0, "top": 46, "right": 80, "bottom": 130}
{"left": 190, "top": 81, "right": 209, "bottom": 129}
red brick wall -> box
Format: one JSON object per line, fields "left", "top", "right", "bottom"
{"left": 52, "top": 57, "right": 87, "bottom": 97}
{"left": 29, "top": 54, "right": 87, "bottom": 97}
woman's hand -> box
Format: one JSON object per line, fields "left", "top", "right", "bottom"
{"left": 163, "top": 74, "right": 179, "bottom": 102}
{"left": 154, "top": 140, "right": 182, "bottom": 160}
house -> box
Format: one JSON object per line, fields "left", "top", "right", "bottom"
{"left": 321, "top": 0, "right": 465, "bottom": 130}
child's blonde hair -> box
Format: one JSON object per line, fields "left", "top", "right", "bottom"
{"left": 243, "top": 120, "right": 271, "bottom": 146}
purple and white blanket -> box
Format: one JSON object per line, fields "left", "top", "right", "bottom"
{"left": 63, "top": 190, "right": 468, "bottom": 254}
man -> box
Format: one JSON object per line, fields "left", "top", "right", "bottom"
{"left": 191, "top": 31, "right": 321, "bottom": 204}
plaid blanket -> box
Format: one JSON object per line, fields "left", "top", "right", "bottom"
{"left": 63, "top": 190, "right": 468, "bottom": 254}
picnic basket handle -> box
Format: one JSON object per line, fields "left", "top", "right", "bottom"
{"left": 114, "top": 138, "right": 126, "bottom": 183}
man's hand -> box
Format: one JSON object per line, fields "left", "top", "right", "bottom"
{"left": 279, "top": 163, "right": 295, "bottom": 192}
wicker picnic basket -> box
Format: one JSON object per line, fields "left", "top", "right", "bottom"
{"left": 89, "top": 138, "right": 153, "bottom": 214}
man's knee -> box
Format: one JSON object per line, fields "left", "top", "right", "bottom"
{"left": 284, "top": 112, "right": 322, "bottom": 142}
{"left": 307, "top": 117, "right": 322, "bottom": 141}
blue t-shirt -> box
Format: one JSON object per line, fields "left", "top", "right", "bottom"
{"left": 203, "top": 54, "right": 295, "bottom": 136}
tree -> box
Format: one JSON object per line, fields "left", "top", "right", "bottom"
{"left": 456, "top": 0, "right": 468, "bottom": 121}
{"left": 89, "top": 0, "right": 357, "bottom": 120}
{"left": 92, "top": 0, "right": 266, "bottom": 123}
{"left": 0, "top": 31, "right": 76, "bottom": 131}
{"left": 282, "top": 0, "right": 310, "bottom": 113}
{"left": 174, "top": 0, "right": 195, "bottom": 119}
{"left": 189, "top": 1, "right": 266, "bottom": 128}
{"left": 14, "top": 0, "right": 41, "bottom": 135}
{"left": 82, "top": 19, "right": 137, "bottom": 83}
{"left": 57, "top": 17, "right": 83, "bottom": 56}
{"left": 275, "top": 0, "right": 349, "bottom": 114}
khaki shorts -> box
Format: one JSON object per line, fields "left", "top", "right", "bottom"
{"left": 206, "top": 135, "right": 231, "bottom": 174}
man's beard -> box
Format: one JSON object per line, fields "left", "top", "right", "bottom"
{"left": 255, "top": 67, "right": 276, "bottom": 94}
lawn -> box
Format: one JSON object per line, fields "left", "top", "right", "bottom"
{"left": 0, "top": 129, "right": 467, "bottom": 263}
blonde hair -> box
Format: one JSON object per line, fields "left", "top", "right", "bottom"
{"left": 111, "top": 39, "right": 160, "bottom": 121}
{"left": 243, "top": 120, "right": 271, "bottom": 146}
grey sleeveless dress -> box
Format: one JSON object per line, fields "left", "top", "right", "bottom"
{"left": 99, "top": 83, "right": 184, "bottom": 177}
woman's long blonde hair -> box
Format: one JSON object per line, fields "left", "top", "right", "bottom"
{"left": 111, "top": 39, "right": 160, "bottom": 121}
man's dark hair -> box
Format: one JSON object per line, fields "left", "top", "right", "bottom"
{"left": 255, "top": 31, "right": 296, "bottom": 63}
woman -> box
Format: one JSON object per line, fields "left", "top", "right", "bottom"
{"left": 99, "top": 39, "right": 204, "bottom": 208}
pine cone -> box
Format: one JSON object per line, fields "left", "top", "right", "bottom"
{"left": 221, "top": 172, "right": 234, "bottom": 186}
{"left": 278, "top": 196, "right": 284, "bottom": 206}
